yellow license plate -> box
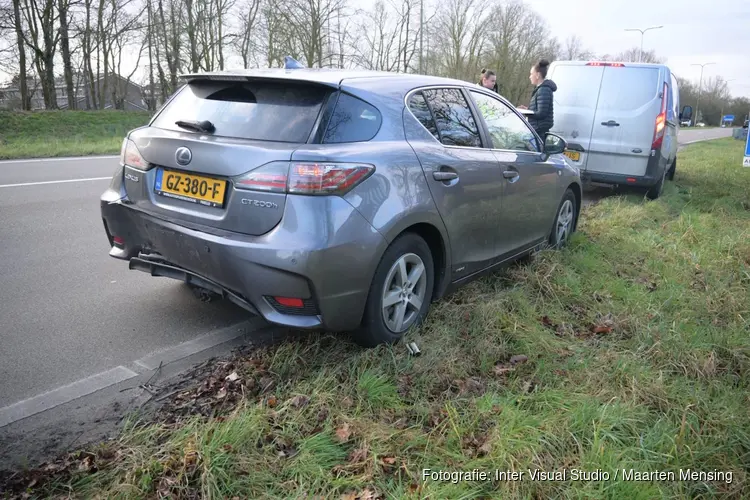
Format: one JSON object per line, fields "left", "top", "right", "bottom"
{"left": 155, "top": 168, "right": 228, "bottom": 208}
{"left": 563, "top": 150, "right": 581, "bottom": 162}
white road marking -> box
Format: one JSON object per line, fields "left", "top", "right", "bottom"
{"left": 0, "top": 155, "right": 119, "bottom": 165}
{"left": 0, "top": 177, "right": 111, "bottom": 188}
{"left": 0, "top": 366, "right": 138, "bottom": 428}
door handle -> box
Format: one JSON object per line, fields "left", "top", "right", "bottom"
{"left": 601, "top": 120, "right": 620, "bottom": 127}
{"left": 433, "top": 171, "right": 458, "bottom": 181}
{"left": 503, "top": 170, "right": 519, "bottom": 179}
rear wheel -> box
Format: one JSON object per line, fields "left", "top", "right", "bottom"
{"left": 646, "top": 166, "right": 666, "bottom": 200}
{"left": 666, "top": 156, "right": 677, "bottom": 181}
{"left": 354, "top": 233, "right": 434, "bottom": 348}
{"left": 548, "top": 188, "right": 578, "bottom": 249}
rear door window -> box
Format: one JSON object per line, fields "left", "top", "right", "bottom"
{"left": 407, "top": 91, "right": 440, "bottom": 141}
{"left": 423, "top": 88, "right": 482, "bottom": 148}
{"left": 323, "top": 92, "right": 382, "bottom": 143}
{"left": 151, "top": 80, "right": 329, "bottom": 143}
{"left": 547, "top": 64, "right": 604, "bottom": 109}
{"left": 597, "top": 67, "right": 660, "bottom": 111}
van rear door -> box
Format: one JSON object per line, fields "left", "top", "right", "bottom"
{"left": 546, "top": 62, "right": 605, "bottom": 171}
{"left": 588, "top": 65, "right": 662, "bottom": 177}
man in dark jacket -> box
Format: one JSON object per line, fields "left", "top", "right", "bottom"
{"left": 518, "top": 59, "right": 557, "bottom": 137}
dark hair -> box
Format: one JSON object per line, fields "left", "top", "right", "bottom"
{"left": 481, "top": 68, "right": 496, "bottom": 78}
{"left": 533, "top": 59, "right": 550, "bottom": 79}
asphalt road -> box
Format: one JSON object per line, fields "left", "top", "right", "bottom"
{"left": 0, "top": 126, "right": 735, "bottom": 417}
{"left": 0, "top": 156, "right": 253, "bottom": 410}
{"left": 677, "top": 126, "right": 734, "bottom": 144}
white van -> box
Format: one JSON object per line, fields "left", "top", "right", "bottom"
{"left": 546, "top": 61, "right": 693, "bottom": 199}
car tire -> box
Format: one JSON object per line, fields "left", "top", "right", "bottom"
{"left": 548, "top": 188, "right": 578, "bottom": 249}
{"left": 354, "top": 232, "right": 434, "bottom": 348}
{"left": 646, "top": 166, "right": 666, "bottom": 200}
{"left": 666, "top": 157, "right": 677, "bottom": 181}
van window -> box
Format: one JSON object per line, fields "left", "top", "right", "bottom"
{"left": 151, "top": 80, "right": 329, "bottom": 143}
{"left": 323, "top": 92, "right": 382, "bottom": 143}
{"left": 597, "top": 67, "right": 660, "bottom": 112}
{"left": 547, "top": 64, "right": 604, "bottom": 109}
{"left": 670, "top": 74, "right": 680, "bottom": 119}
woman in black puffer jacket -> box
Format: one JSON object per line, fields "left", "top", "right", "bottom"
{"left": 518, "top": 59, "right": 557, "bottom": 138}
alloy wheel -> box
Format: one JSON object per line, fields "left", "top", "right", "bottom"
{"left": 381, "top": 253, "right": 428, "bottom": 333}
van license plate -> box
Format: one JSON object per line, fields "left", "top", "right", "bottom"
{"left": 155, "top": 168, "right": 228, "bottom": 208}
{"left": 563, "top": 151, "right": 581, "bottom": 162}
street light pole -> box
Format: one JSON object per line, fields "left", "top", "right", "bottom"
{"left": 691, "top": 62, "right": 715, "bottom": 126}
{"left": 624, "top": 26, "right": 663, "bottom": 62}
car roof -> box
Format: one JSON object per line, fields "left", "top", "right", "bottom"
{"left": 179, "top": 68, "right": 477, "bottom": 93}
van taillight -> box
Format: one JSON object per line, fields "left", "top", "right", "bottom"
{"left": 651, "top": 82, "right": 668, "bottom": 150}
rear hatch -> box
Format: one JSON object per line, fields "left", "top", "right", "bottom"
{"left": 546, "top": 62, "right": 606, "bottom": 170}
{"left": 588, "top": 65, "right": 662, "bottom": 176}
{"left": 120, "top": 78, "right": 333, "bottom": 236}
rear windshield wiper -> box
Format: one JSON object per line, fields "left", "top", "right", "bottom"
{"left": 175, "top": 119, "right": 215, "bottom": 133}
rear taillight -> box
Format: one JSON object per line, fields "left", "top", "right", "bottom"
{"left": 233, "top": 161, "right": 375, "bottom": 196}
{"left": 121, "top": 139, "right": 148, "bottom": 170}
{"left": 651, "top": 83, "right": 668, "bottom": 150}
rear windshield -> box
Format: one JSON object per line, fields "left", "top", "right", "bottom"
{"left": 151, "top": 80, "right": 329, "bottom": 143}
{"left": 548, "top": 64, "right": 604, "bottom": 109}
{"left": 597, "top": 67, "right": 660, "bottom": 111}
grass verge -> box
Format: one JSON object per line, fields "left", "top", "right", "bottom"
{"left": 0, "top": 110, "right": 152, "bottom": 160}
{"left": 3, "top": 138, "right": 750, "bottom": 499}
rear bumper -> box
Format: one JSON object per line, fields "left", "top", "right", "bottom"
{"left": 100, "top": 189, "right": 388, "bottom": 332}
{"left": 582, "top": 149, "right": 668, "bottom": 188}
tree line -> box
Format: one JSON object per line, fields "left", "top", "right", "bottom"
{"left": 0, "top": 0, "right": 747, "bottom": 125}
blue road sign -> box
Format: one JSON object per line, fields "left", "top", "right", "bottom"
{"left": 744, "top": 125, "right": 750, "bottom": 167}
{"left": 723, "top": 115, "right": 735, "bottom": 122}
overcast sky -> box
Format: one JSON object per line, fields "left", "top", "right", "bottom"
{"left": 525, "top": 0, "right": 750, "bottom": 98}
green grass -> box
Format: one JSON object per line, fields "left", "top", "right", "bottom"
{"left": 0, "top": 110, "right": 152, "bottom": 159}
{"left": 14, "top": 138, "right": 750, "bottom": 499}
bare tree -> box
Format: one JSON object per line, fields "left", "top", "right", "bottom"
{"left": 434, "top": 0, "right": 487, "bottom": 80}
{"left": 280, "top": 0, "right": 346, "bottom": 68}
{"left": 20, "top": 0, "right": 60, "bottom": 108}
{"left": 562, "top": 34, "right": 594, "bottom": 60}
{"left": 10, "top": 0, "right": 30, "bottom": 109}
{"left": 615, "top": 46, "right": 664, "bottom": 64}
{"left": 234, "top": 0, "right": 262, "bottom": 68}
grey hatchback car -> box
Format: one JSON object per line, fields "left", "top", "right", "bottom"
{"left": 101, "top": 68, "right": 582, "bottom": 347}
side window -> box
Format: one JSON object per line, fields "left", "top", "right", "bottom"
{"left": 665, "top": 82, "right": 674, "bottom": 122}
{"left": 470, "top": 90, "right": 539, "bottom": 152}
{"left": 422, "top": 88, "right": 482, "bottom": 148}
{"left": 407, "top": 91, "right": 440, "bottom": 141}
{"left": 323, "top": 92, "right": 382, "bottom": 143}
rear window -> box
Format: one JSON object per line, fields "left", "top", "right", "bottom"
{"left": 597, "top": 67, "right": 660, "bottom": 111}
{"left": 548, "top": 64, "right": 604, "bottom": 109}
{"left": 151, "top": 80, "right": 329, "bottom": 143}
{"left": 323, "top": 92, "right": 382, "bottom": 143}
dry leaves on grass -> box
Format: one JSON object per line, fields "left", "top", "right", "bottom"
{"left": 340, "top": 487, "right": 382, "bottom": 500}
{"left": 493, "top": 353, "right": 529, "bottom": 376}
{"left": 454, "top": 376, "right": 485, "bottom": 396}
{"left": 588, "top": 313, "right": 616, "bottom": 335}
{"left": 335, "top": 423, "right": 353, "bottom": 442}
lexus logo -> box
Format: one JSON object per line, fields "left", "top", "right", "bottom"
{"left": 175, "top": 147, "right": 192, "bottom": 166}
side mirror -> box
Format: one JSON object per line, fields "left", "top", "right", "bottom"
{"left": 680, "top": 105, "right": 693, "bottom": 121}
{"left": 544, "top": 133, "right": 567, "bottom": 155}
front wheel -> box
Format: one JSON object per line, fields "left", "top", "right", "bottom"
{"left": 354, "top": 233, "right": 435, "bottom": 348}
{"left": 548, "top": 188, "right": 578, "bottom": 249}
